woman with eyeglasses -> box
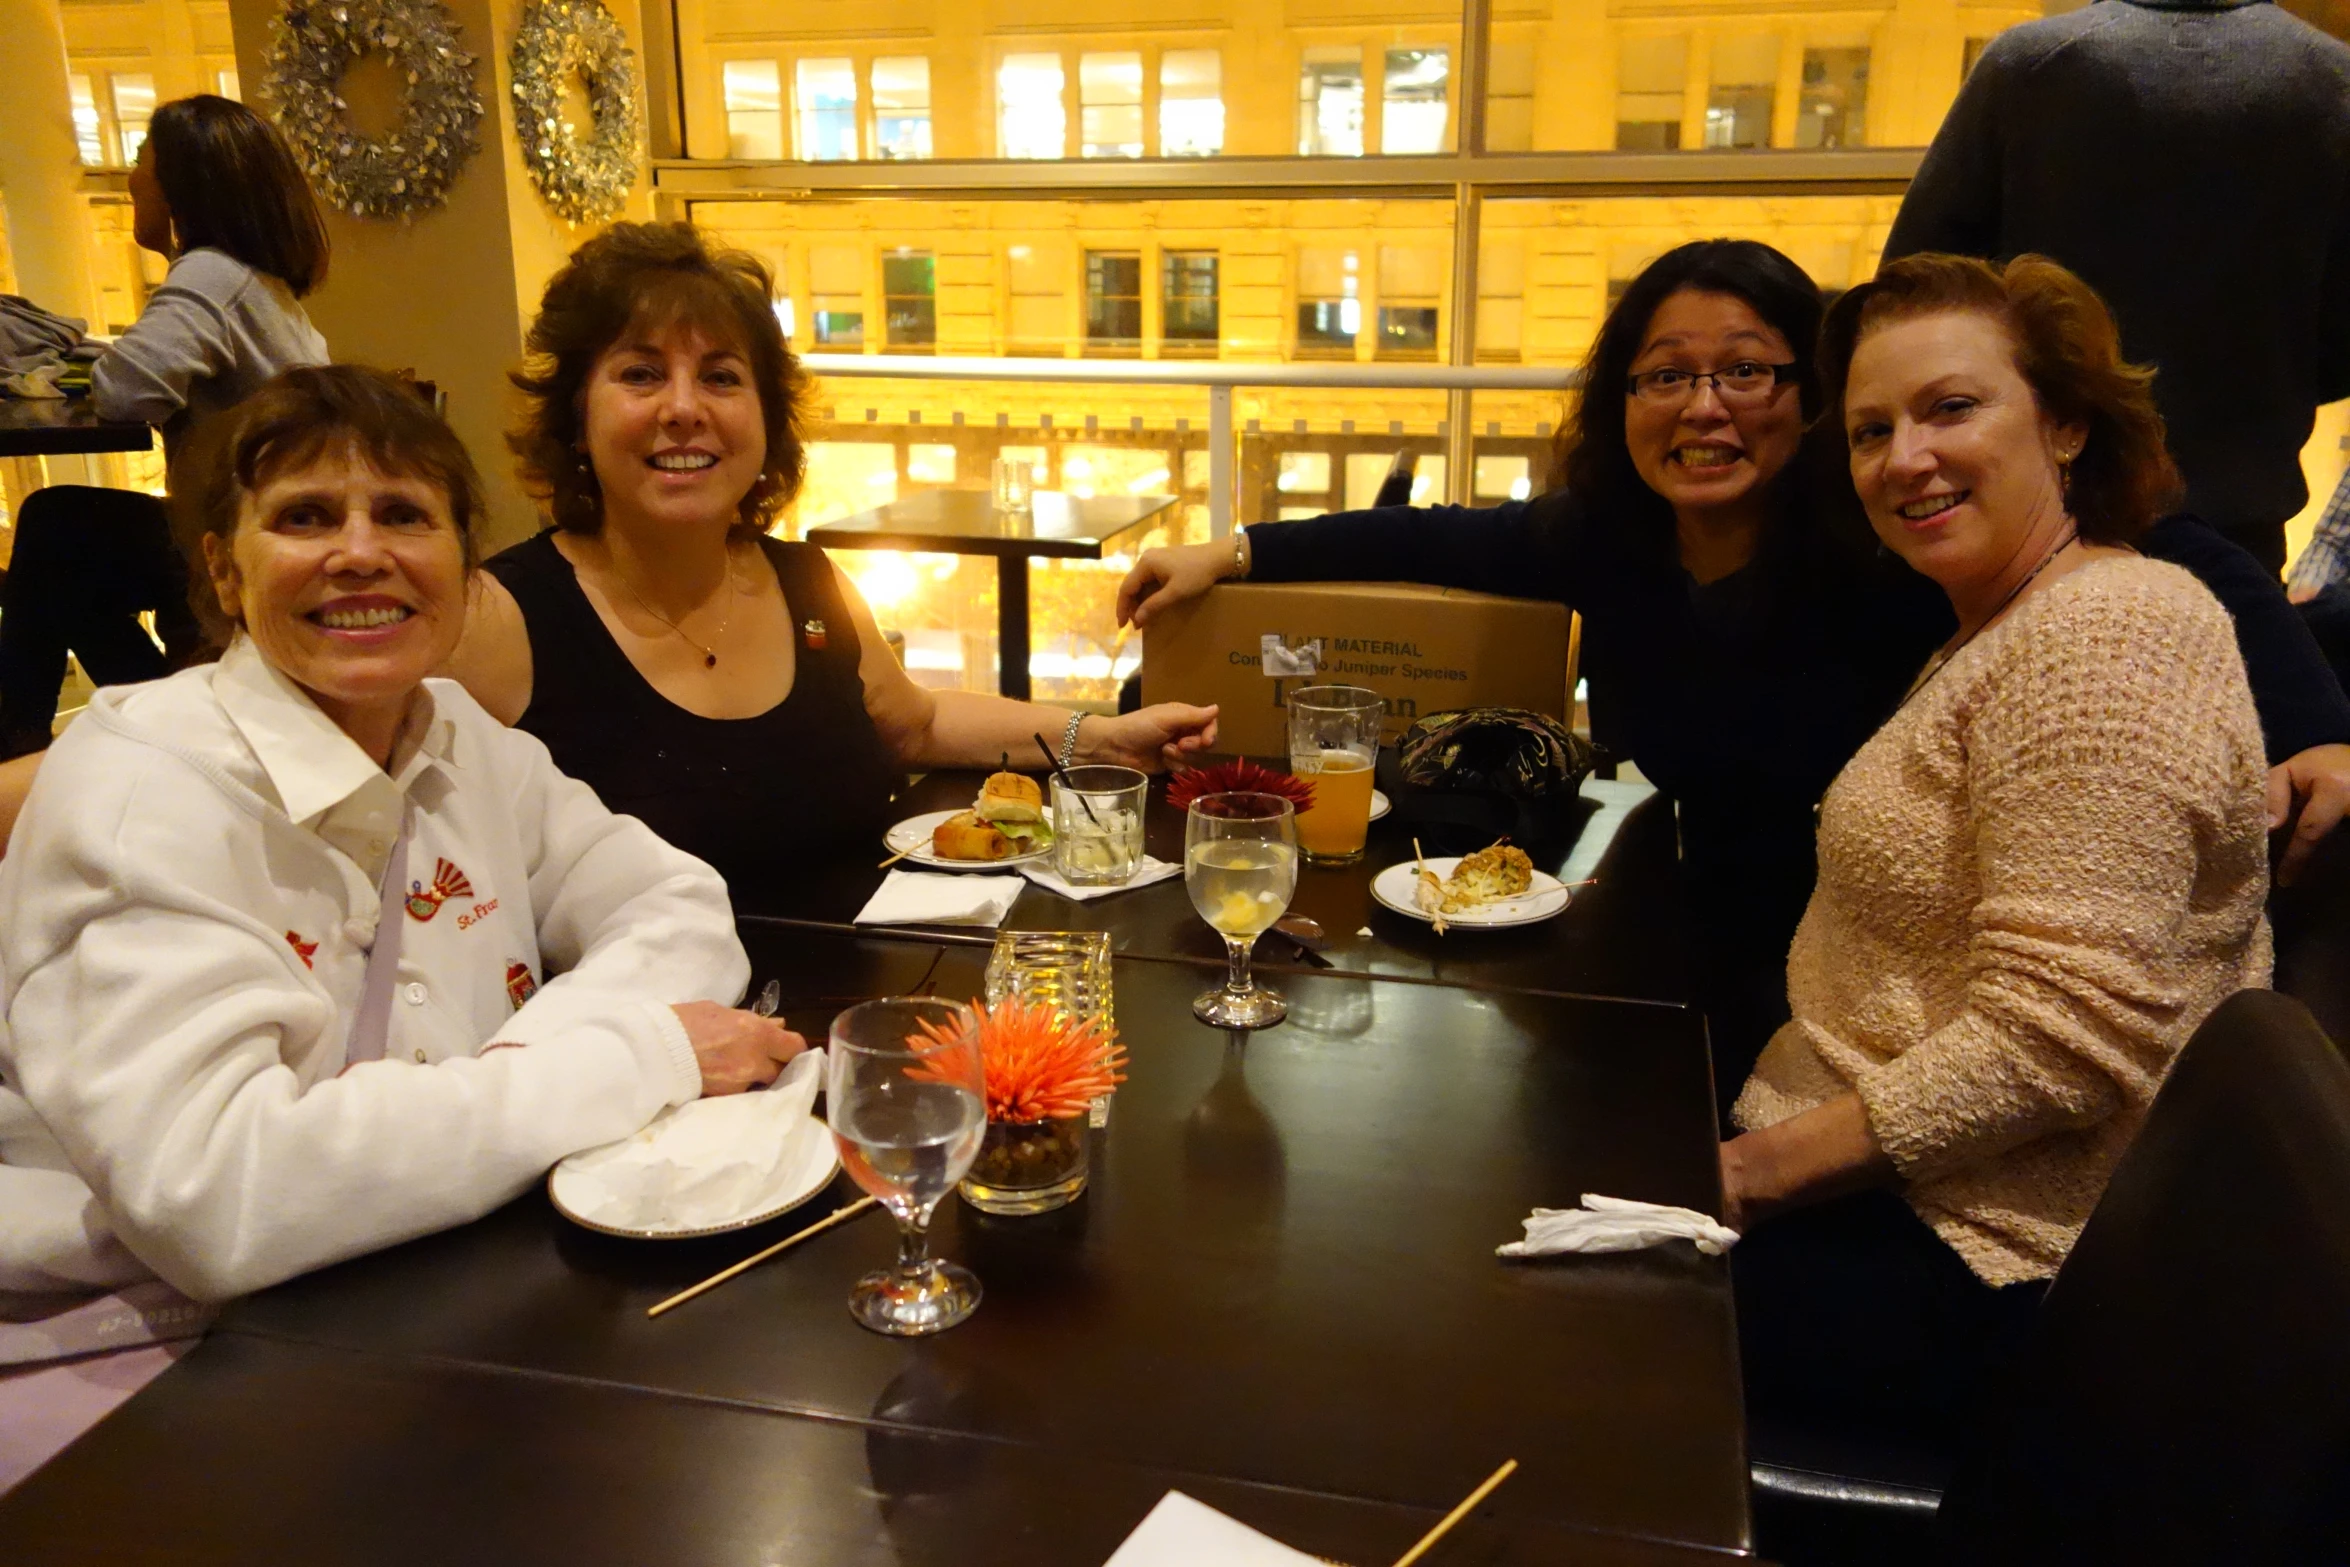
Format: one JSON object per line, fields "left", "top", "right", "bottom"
{"left": 1119, "top": 238, "right": 2350, "bottom": 1109}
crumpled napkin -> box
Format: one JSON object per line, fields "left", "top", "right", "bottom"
{"left": 1496, "top": 1194, "right": 1740, "bottom": 1258}
{"left": 855, "top": 869, "right": 1025, "bottom": 927}
{"left": 1020, "top": 855, "right": 1182, "bottom": 902}
{"left": 557, "top": 1050, "right": 824, "bottom": 1231}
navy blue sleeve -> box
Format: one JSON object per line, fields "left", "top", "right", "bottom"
{"left": 2143, "top": 513, "right": 2350, "bottom": 761}
{"left": 1243, "top": 490, "right": 1585, "bottom": 609}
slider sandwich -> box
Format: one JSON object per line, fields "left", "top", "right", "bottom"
{"left": 931, "top": 772, "right": 1055, "bottom": 860}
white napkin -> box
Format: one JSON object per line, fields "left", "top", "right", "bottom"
{"left": 854, "top": 869, "right": 1025, "bottom": 927}
{"left": 557, "top": 1050, "right": 824, "bottom": 1231}
{"left": 1020, "top": 855, "right": 1182, "bottom": 902}
{"left": 1496, "top": 1194, "right": 1739, "bottom": 1258}
{"left": 1104, "top": 1491, "right": 1326, "bottom": 1566}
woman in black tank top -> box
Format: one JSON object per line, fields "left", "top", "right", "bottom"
{"left": 443, "top": 223, "right": 1220, "bottom": 904}
{"left": 484, "top": 533, "right": 898, "bottom": 907}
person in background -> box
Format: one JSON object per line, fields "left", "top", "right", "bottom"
{"left": 2285, "top": 465, "right": 2350, "bottom": 700}
{"left": 0, "top": 94, "right": 330, "bottom": 759}
{"left": 1724, "top": 253, "right": 2270, "bottom": 1449}
{"left": 0, "top": 366, "right": 797, "bottom": 1302}
{"left": 1119, "top": 238, "right": 2350, "bottom": 1117}
{"left": 1882, "top": 0, "right": 2350, "bottom": 577}
{"left": 443, "top": 223, "right": 1218, "bottom": 906}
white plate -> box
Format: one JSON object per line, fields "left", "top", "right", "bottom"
{"left": 1369, "top": 789, "right": 1391, "bottom": 822}
{"left": 1370, "top": 855, "right": 1573, "bottom": 929}
{"left": 548, "top": 1107, "right": 840, "bottom": 1240}
{"left": 885, "top": 807, "right": 1054, "bottom": 871}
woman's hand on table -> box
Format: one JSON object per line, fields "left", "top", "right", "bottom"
{"left": 1082, "top": 705, "right": 1220, "bottom": 773}
{"left": 1718, "top": 1094, "right": 1894, "bottom": 1232}
{"left": 2267, "top": 742, "right": 2350, "bottom": 885}
{"left": 673, "top": 1001, "right": 807, "bottom": 1096}
{"left": 1117, "top": 540, "right": 1240, "bottom": 629}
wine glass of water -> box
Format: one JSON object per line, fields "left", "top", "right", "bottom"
{"left": 826, "top": 997, "right": 987, "bottom": 1336}
{"left": 1184, "top": 792, "right": 1300, "bottom": 1028}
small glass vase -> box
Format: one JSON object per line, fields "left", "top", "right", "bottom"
{"left": 957, "top": 1115, "right": 1089, "bottom": 1215}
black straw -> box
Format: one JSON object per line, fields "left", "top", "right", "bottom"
{"left": 1033, "top": 733, "right": 1103, "bottom": 825}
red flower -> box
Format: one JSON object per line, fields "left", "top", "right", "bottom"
{"left": 909, "top": 995, "right": 1127, "bottom": 1124}
{"left": 1163, "top": 758, "right": 1316, "bottom": 814}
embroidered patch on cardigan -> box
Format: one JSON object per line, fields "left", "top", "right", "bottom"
{"left": 405, "top": 858, "right": 475, "bottom": 923}
{"left": 284, "top": 930, "right": 318, "bottom": 970}
{"left": 504, "top": 962, "right": 539, "bottom": 1010}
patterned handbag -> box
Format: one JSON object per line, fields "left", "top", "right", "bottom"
{"left": 1376, "top": 707, "right": 1599, "bottom": 856}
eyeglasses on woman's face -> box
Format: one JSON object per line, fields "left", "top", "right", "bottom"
{"left": 1624, "top": 361, "right": 1802, "bottom": 405}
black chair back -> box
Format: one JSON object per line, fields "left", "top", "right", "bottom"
{"left": 2271, "top": 823, "right": 2350, "bottom": 1050}
{"left": 1935, "top": 990, "right": 2350, "bottom": 1562}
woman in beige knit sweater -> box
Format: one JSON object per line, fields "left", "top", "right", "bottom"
{"left": 1721, "top": 253, "right": 2271, "bottom": 1444}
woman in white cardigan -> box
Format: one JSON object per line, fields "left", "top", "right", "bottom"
{"left": 0, "top": 365, "right": 801, "bottom": 1302}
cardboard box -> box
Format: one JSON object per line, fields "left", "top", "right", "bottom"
{"left": 1141, "top": 581, "right": 1570, "bottom": 756}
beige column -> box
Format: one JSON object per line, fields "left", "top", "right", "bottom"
{"left": 225, "top": 0, "right": 656, "bottom": 552}
{"left": 0, "top": 0, "right": 101, "bottom": 323}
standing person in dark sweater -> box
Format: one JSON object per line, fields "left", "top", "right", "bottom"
{"left": 1883, "top": 0, "right": 2350, "bottom": 577}
{"left": 1119, "top": 239, "right": 2350, "bottom": 1115}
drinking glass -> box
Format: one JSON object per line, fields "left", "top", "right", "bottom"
{"left": 826, "top": 998, "right": 987, "bottom": 1336}
{"left": 990, "top": 456, "right": 1035, "bottom": 516}
{"left": 1049, "top": 765, "right": 1148, "bottom": 886}
{"left": 1184, "top": 792, "right": 1299, "bottom": 1028}
{"left": 1287, "top": 684, "right": 1385, "bottom": 865}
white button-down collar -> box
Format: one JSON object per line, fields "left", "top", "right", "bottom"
{"left": 212, "top": 636, "right": 456, "bottom": 885}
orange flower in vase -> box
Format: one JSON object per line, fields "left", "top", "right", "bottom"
{"left": 911, "top": 995, "right": 1127, "bottom": 1215}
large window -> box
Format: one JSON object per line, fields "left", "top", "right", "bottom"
{"left": 67, "top": 69, "right": 154, "bottom": 166}
{"left": 796, "top": 58, "right": 857, "bottom": 161}
{"left": 1705, "top": 37, "right": 1778, "bottom": 149}
{"left": 1298, "top": 49, "right": 1365, "bottom": 158}
{"left": 1617, "top": 37, "right": 1687, "bottom": 152}
{"left": 810, "top": 243, "right": 864, "bottom": 348}
{"left": 1296, "top": 246, "right": 1360, "bottom": 358}
{"left": 1000, "top": 55, "right": 1067, "bottom": 159}
{"left": 872, "top": 58, "right": 932, "bottom": 160}
{"left": 882, "top": 249, "right": 936, "bottom": 350}
{"left": 722, "top": 61, "right": 783, "bottom": 159}
{"left": 1080, "top": 53, "right": 1144, "bottom": 159}
{"left": 1162, "top": 252, "right": 1219, "bottom": 356}
{"left": 68, "top": 74, "right": 103, "bottom": 165}
{"left": 1159, "top": 50, "right": 1223, "bottom": 157}
{"left": 1798, "top": 48, "right": 1870, "bottom": 148}
{"left": 1381, "top": 49, "right": 1450, "bottom": 155}
{"left": 1085, "top": 252, "right": 1143, "bottom": 353}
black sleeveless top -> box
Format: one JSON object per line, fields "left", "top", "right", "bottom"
{"left": 483, "top": 532, "right": 900, "bottom": 911}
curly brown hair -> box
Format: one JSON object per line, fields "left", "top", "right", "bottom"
{"left": 1818, "top": 252, "right": 2181, "bottom": 546}
{"left": 509, "top": 222, "right": 810, "bottom": 538}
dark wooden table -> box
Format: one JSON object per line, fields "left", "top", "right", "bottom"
{"left": 0, "top": 930, "right": 1750, "bottom": 1563}
{"left": 807, "top": 489, "right": 1175, "bottom": 700}
{"left": 0, "top": 399, "right": 152, "bottom": 459}
{"left": 747, "top": 766, "right": 1692, "bottom": 1009}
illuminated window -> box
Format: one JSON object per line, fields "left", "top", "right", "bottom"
{"left": 810, "top": 243, "right": 864, "bottom": 349}
{"left": 1079, "top": 53, "right": 1143, "bottom": 159}
{"left": 797, "top": 58, "right": 858, "bottom": 161}
{"left": 1085, "top": 251, "right": 1142, "bottom": 354}
{"left": 1705, "top": 37, "right": 1777, "bottom": 149}
{"left": 1377, "top": 244, "right": 1443, "bottom": 361}
{"left": 872, "top": 57, "right": 931, "bottom": 160}
{"left": 1298, "top": 49, "right": 1364, "bottom": 158}
{"left": 1276, "top": 452, "right": 1331, "bottom": 493}
{"left": 1617, "top": 36, "right": 1686, "bottom": 151}
{"left": 1296, "top": 247, "right": 1359, "bottom": 358}
{"left": 1162, "top": 251, "right": 1219, "bottom": 357}
{"left": 1474, "top": 454, "right": 1532, "bottom": 500}
{"left": 110, "top": 74, "right": 155, "bottom": 165}
{"left": 722, "top": 61, "right": 783, "bottom": 160}
{"left": 1159, "top": 50, "right": 1223, "bottom": 157}
{"left": 773, "top": 298, "right": 797, "bottom": 340}
{"left": 907, "top": 444, "right": 957, "bottom": 484}
{"left": 1000, "top": 54, "right": 1067, "bottom": 159}
{"left": 1798, "top": 49, "right": 1869, "bottom": 148}
{"left": 883, "top": 250, "right": 936, "bottom": 350}
{"left": 1381, "top": 49, "right": 1450, "bottom": 155}
{"left": 1006, "top": 240, "right": 1070, "bottom": 355}
{"left": 68, "top": 74, "right": 103, "bottom": 166}
{"left": 213, "top": 68, "right": 241, "bottom": 102}
{"left": 1486, "top": 41, "right": 1534, "bottom": 152}
{"left": 1475, "top": 232, "right": 1523, "bottom": 363}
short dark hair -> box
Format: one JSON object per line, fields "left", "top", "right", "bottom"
{"left": 147, "top": 95, "right": 329, "bottom": 296}
{"left": 1552, "top": 239, "right": 1830, "bottom": 570}
{"left": 509, "top": 222, "right": 810, "bottom": 539}
{"left": 1819, "top": 252, "right": 2182, "bottom": 546}
{"left": 175, "top": 366, "right": 485, "bottom": 634}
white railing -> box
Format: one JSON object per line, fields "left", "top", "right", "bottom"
{"left": 798, "top": 353, "right": 1579, "bottom": 531}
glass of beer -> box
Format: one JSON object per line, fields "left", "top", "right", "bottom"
{"left": 1287, "top": 685, "right": 1385, "bottom": 865}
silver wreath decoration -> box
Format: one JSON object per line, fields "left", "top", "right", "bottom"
{"left": 509, "top": 0, "right": 642, "bottom": 225}
{"left": 262, "top": 0, "right": 483, "bottom": 219}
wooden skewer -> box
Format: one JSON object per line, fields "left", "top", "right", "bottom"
{"left": 645, "top": 1196, "right": 879, "bottom": 1319}
{"left": 1390, "top": 1459, "right": 1518, "bottom": 1567}
{"left": 878, "top": 845, "right": 915, "bottom": 869}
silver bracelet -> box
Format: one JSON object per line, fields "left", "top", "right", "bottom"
{"left": 1058, "top": 711, "right": 1086, "bottom": 769}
